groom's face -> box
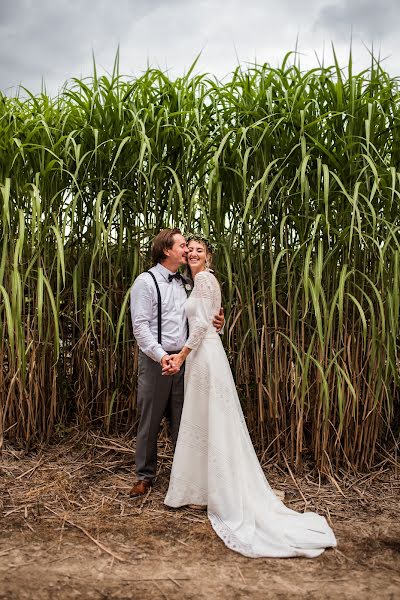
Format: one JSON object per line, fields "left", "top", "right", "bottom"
{"left": 165, "top": 234, "right": 188, "bottom": 265}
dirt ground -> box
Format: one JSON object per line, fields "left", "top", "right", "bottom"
{"left": 1, "top": 430, "right": 399, "bottom": 600}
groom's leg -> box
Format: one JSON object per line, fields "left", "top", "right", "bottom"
{"left": 135, "top": 351, "right": 173, "bottom": 481}
{"left": 168, "top": 362, "right": 185, "bottom": 448}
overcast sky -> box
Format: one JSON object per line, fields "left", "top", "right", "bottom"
{"left": 1, "top": 0, "right": 399, "bottom": 94}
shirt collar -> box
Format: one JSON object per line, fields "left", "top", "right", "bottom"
{"left": 155, "top": 262, "right": 177, "bottom": 281}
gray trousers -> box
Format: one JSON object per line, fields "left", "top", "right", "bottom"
{"left": 135, "top": 350, "right": 185, "bottom": 481}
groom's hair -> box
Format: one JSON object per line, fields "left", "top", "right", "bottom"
{"left": 152, "top": 228, "right": 182, "bottom": 265}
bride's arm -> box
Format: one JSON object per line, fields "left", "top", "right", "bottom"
{"left": 163, "top": 272, "right": 215, "bottom": 373}
{"left": 185, "top": 272, "right": 215, "bottom": 350}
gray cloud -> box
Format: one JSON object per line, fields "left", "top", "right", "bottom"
{"left": 0, "top": 0, "right": 185, "bottom": 91}
{"left": 1, "top": 0, "right": 399, "bottom": 94}
{"left": 315, "top": 0, "right": 400, "bottom": 40}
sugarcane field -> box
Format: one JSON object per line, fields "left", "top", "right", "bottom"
{"left": 1, "top": 45, "right": 400, "bottom": 599}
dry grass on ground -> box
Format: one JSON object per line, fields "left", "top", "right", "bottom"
{"left": 1, "top": 429, "right": 399, "bottom": 600}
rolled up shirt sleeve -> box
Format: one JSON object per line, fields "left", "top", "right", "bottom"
{"left": 130, "top": 276, "right": 166, "bottom": 363}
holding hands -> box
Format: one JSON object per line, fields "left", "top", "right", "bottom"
{"left": 162, "top": 347, "right": 190, "bottom": 375}
{"left": 160, "top": 354, "right": 178, "bottom": 375}
{"left": 161, "top": 352, "right": 185, "bottom": 375}
{"left": 161, "top": 307, "right": 225, "bottom": 376}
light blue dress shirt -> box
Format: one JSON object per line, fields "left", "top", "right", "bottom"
{"left": 130, "top": 263, "right": 188, "bottom": 363}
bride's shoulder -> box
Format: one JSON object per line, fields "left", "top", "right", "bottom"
{"left": 195, "top": 270, "right": 214, "bottom": 281}
{"left": 194, "top": 270, "right": 219, "bottom": 288}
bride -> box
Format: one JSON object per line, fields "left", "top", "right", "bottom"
{"left": 163, "top": 234, "right": 336, "bottom": 558}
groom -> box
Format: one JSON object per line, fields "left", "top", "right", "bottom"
{"left": 129, "top": 228, "right": 224, "bottom": 497}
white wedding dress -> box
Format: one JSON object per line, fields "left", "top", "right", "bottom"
{"left": 164, "top": 270, "right": 336, "bottom": 558}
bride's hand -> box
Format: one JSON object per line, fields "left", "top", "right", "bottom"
{"left": 162, "top": 347, "right": 191, "bottom": 375}
{"left": 161, "top": 353, "right": 182, "bottom": 375}
{"left": 168, "top": 353, "right": 185, "bottom": 371}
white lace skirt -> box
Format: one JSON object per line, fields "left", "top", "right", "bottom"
{"left": 164, "top": 333, "right": 337, "bottom": 558}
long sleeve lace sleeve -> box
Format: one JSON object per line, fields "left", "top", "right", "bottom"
{"left": 185, "top": 272, "right": 216, "bottom": 351}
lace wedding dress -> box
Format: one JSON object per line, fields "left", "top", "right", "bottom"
{"left": 164, "top": 271, "right": 336, "bottom": 558}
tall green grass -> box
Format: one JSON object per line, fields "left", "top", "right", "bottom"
{"left": 1, "top": 51, "right": 399, "bottom": 472}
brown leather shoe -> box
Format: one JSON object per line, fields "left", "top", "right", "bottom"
{"left": 129, "top": 479, "right": 152, "bottom": 497}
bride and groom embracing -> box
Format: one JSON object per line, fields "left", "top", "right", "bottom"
{"left": 129, "top": 228, "right": 336, "bottom": 558}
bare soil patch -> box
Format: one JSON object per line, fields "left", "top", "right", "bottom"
{"left": 1, "top": 430, "right": 399, "bottom": 600}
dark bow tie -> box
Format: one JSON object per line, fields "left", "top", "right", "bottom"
{"left": 168, "top": 272, "right": 182, "bottom": 283}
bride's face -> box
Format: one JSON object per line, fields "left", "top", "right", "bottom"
{"left": 187, "top": 240, "right": 207, "bottom": 271}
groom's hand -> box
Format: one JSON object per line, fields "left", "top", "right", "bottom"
{"left": 213, "top": 307, "right": 224, "bottom": 332}
{"left": 165, "top": 353, "right": 184, "bottom": 374}
{"left": 161, "top": 354, "right": 180, "bottom": 376}
{"left": 161, "top": 355, "right": 173, "bottom": 375}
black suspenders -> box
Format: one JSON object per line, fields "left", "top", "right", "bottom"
{"left": 147, "top": 271, "right": 162, "bottom": 344}
{"left": 147, "top": 270, "right": 189, "bottom": 347}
